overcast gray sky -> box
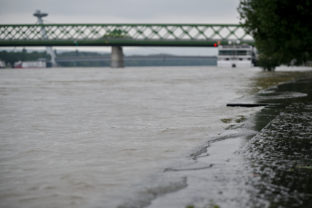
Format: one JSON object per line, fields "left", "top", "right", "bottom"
{"left": 0, "top": 0, "right": 241, "bottom": 24}
{"left": 0, "top": 0, "right": 241, "bottom": 55}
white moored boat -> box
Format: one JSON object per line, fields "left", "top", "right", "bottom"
{"left": 217, "top": 45, "right": 255, "bottom": 68}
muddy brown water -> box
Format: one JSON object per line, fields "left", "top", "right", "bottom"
{"left": 1, "top": 66, "right": 312, "bottom": 208}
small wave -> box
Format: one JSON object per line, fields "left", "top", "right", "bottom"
{"left": 257, "top": 91, "right": 308, "bottom": 100}
{"left": 117, "top": 176, "right": 187, "bottom": 208}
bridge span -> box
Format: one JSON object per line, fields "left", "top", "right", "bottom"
{"left": 0, "top": 24, "right": 253, "bottom": 67}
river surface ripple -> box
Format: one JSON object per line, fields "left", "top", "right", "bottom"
{"left": 0, "top": 66, "right": 268, "bottom": 208}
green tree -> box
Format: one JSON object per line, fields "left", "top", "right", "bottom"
{"left": 0, "top": 50, "right": 50, "bottom": 67}
{"left": 239, "top": 0, "right": 312, "bottom": 70}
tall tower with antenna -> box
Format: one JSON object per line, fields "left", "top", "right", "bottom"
{"left": 33, "top": 10, "right": 57, "bottom": 67}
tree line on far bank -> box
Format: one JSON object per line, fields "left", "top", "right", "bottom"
{"left": 0, "top": 49, "right": 109, "bottom": 67}
{"left": 0, "top": 49, "right": 50, "bottom": 67}
{"left": 0, "top": 49, "right": 217, "bottom": 67}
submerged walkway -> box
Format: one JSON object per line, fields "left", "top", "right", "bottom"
{"left": 145, "top": 70, "right": 312, "bottom": 208}
{"left": 245, "top": 76, "right": 312, "bottom": 208}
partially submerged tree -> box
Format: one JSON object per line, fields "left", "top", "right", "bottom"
{"left": 239, "top": 0, "right": 312, "bottom": 71}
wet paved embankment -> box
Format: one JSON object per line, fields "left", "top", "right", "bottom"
{"left": 245, "top": 74, "right": 312, "bottom": 208}
{"left": 145, "top": 70, "right": 312, "bottom": 208}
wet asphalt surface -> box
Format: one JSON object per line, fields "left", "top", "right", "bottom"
{"left": 245, "top": 75, "right": 312, "bottom": 208}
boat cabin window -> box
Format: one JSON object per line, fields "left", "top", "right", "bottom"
{"left": 219, "top": 50, "right": 250, "bottom": 56}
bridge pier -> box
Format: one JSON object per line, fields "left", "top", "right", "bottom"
{"left": 111, "top": 46, "right": 124, "bottom": 68}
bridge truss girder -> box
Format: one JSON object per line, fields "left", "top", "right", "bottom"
{"left": 0, "top": 24, "right": 254, "bottom": 47}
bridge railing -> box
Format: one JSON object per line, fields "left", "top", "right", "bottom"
{"left": 0, "top": 24, "right": 253, "bottom": 47}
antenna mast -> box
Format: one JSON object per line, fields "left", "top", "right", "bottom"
{"left": 33, "top": 10, "right": 57, "bottom": 67}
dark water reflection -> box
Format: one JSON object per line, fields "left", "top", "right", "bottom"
{"left": 245, "top": 74, "right": 312, "bottom": 208}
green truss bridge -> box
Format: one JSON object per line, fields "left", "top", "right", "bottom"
{"left": 0, "top": 24, "right": 253, "bottom": 47}
{"left": 0, "top": 23, "right": 254, "bottom": 67}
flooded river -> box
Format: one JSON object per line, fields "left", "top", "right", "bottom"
{"left": 0, "top": 66, "right": 311, "bottom": 208}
